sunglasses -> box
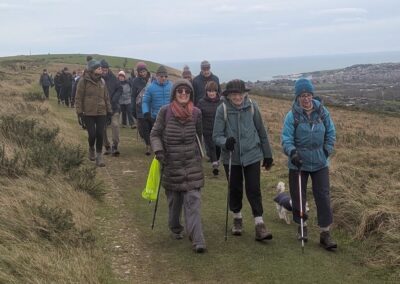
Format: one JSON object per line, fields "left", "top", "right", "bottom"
{"left": 176, "top": 88, "right": 191, "bottom": 95}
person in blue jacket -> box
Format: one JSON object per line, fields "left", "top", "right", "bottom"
{"left": 213, "top": 79, "right": 274, "bottom": 242}
{"left": 281, "top": 78, "right": 337, "bottom": 250}
{"left": 142, "top": 65, "right": 172, "bottom": 132}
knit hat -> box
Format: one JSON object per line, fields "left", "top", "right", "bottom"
{"left": 136, "top": 61, "right": 148, "bottom": 72}
{"left": 170, "top": 79, "right": 194, "bottom": 102}
{"left": 118, "top": 70, "right": 126, "bottom": 78}
{"left": 86, "top": 55, "right": 93, "bottom": 62}
{"left": 200, "top": 60, "right": 211, "bottom": 70}
{"left": 294, "top": 78, "right": 314, "bottom": 97}
{"left": 222, "top": 79, "right": 250, "bottom": 96}
{"left": 100, "top": 59, "right": 109, "bottom": 68}
{"left": 87, "top": 59, "right": 101, "bottom": 71}
{"left": 182, "top": 70, "right": 192, "bottom": 80}
{"left": 156, "top": 65, "right": 168, "bottom": 76}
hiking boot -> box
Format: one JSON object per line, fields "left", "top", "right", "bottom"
{"left": 145, "top": 145, "right": 151, "bottom": 156}
{"left": 88, "top": 147, "right": 95, "bottom": 161}
{"left": 320, "top": 231, "right": 337, "bottom": 251}
{"left": 212, "top": 161, "right": 219, "bottom": 176}
{"left": 171, "top": 231, "right": 184, "bottom": 240}
{"left": 231, "top": 218, "right": 243, "bottom": 236}
{"left": 255, "top": 223, "right": 273, "bottom": 241}
{"left": 104, "top": 146, "right": 111, "bottom": 155}
{"left": 131, "top": 124, "right": 136, "bottom": 129}
{"left": 96, "top": 153, "right": 105, "bottom": 167}
{"left": 297, "top": 225, "right": 308, "bottom": 243}
{"left": 193, "top": 244, "right": 206, "bottom": 253}
{"left": 111, "top": 145, "right": 120, "bottom": 156}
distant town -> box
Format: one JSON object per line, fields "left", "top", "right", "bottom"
{"left": 248, "top": 63, "right": 400, "bottom": 115}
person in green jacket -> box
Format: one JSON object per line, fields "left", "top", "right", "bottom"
{"left": 213, "top": 79, "right": 274, "bottom": 241}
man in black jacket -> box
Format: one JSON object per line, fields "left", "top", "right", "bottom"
{"left": 39, "top": 69, "right": 53, "bottom": 99}
{"left": 192, "top": 60, "right": 221, "bottom": 105}
{"left": 59, "top": 67, "right": 73, "bottom": 106}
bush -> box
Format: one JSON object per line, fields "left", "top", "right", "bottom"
{"left": 23, "top": 92, "right": 45, "bottom": 102}
{"left": 0, "top": 144, "right": 28, "bottom": 177}
{"left": 69, "top": 166, "right": 106, "bottom": 200}
{"left": 33, "top": 202, "right": 95, "bottom": 248}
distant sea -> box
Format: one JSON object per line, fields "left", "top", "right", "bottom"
{"left": 166, "top": 51, "right": 400, "bottom": 83}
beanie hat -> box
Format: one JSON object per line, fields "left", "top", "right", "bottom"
{"left": 170, "top": 79, "right": 194, "bottom": 102}
{"left": 200, "top": 60, "right": 211, "bottom": 70}
{"left": 182, "top": 70, "right": 192, "bottom": 79}
{"left": 294, "top": 78, "right": 314, "bottom": 97}
{"left": 86, "top": 55, "right": 93, "bottom": 62}
{"left": 136, "top": 61, "right": 148, "bottom": 72}
{"left": 118, "top": 70, "right": 126, "bottom": 78}
{"left": 156, "top": 65, "right": 168, "bottom": 76}
{"left": 100, "top": 59, "right": 109, "bottom": 68}
{"left": 87, "top": 59, "right": 101, "bottom": 71}
{"left": 222, "top": 79, "right": 250, "bottom": 96}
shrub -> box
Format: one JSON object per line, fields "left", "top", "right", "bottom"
{"left": 23, "top": 92, "right": 45, "bottom": 102}
{"left": 69, "top": 166, "right": 106, "bottom": 200}
{"left": 33, "top": 202, "right": 95, "bottom": 248}
{"left": 0, "top": 144, "right": 28, "bottom": 178}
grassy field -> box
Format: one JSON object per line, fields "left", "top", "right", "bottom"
{"left": 0, "top": 54, "right": 399, "bottom": 283}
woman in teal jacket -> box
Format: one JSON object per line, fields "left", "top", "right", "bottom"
{"left": 281, "top": 78, "right": 337, "bottom": 250}
{"left": 213, "top": 79, "right": 274, "bottom": 242}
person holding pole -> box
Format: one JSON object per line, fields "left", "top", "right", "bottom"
{"left": 281, "top": 78, "right": 337, "bottom": 251}
{"left": 213, "top": 79, "right": 274, "bottom": 241}
{"left": 150, "top": 79, "right": 206, "bottom": 253}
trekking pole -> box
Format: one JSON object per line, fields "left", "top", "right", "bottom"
{"left": 225, "top": 151, "right": 232, "bottom": 241}
{"left": 151, "top": 165, "right": 164, "bottom": 230}
{"left": 298, "top": 170, "right": 305, "bottom": 253}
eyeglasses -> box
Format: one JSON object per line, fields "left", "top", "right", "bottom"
{"left": 176, "top": 88, "right": 191, "bottom": 95}
{"left": 300, "top": 93, "right": 313, "bottom": 99}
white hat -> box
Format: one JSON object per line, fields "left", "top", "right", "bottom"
{"left": 118, "top": 70, "right": 126, "bottom": 77}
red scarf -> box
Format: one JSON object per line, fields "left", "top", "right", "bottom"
{"left": 171, "top": 100, "right": 194, "bottom": 122}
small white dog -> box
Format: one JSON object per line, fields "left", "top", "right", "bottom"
{"left": 273, "top": 181, "right": 309, "bottom": 225}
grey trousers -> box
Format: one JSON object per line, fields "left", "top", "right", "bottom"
{"left": 104, "top": 113, "right": 120, "bottom": 147}
{"left": 165, "top": 189, "right": 205, "bottom": 246}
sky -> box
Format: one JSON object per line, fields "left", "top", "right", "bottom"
{"left": 1, "top": 0, "right": 400, "bottom": 64}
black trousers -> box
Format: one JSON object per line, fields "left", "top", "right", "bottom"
{"left": 61, "top": 86, "right": 72, "bottom": 106}
{"left": 120, "top": 104, "right": 134, "bottom": 126}
{"left": 83, "top": 115, "right": 106, "bottom": 153}
{"left": 42, "top": 86, "right": 50, "bottom": 99}
{"left": 289, "top": 167, "right": 333, "bottom": 227}
{"left": 224, "top": 161, "right": 263, "bottom": 217}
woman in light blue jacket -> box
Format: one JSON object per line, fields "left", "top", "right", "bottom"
{"left": 281, "top": 78, "right": 337, "bottom": 250}
{"left": 213, "top": 79, "right": 274, "bottom": 242}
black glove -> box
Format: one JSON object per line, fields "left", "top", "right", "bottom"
{"left": 225, "top": 137, "right": 236, "bottom": 151}
{"left": 106, "top": 113, "right": 112, "bottom": 126}
{"left": 155, "top": 150, "right": 165, "bottom": 164}
{"left": 262, "top": 158, "right": 274, "bottom": 170}
{"left": 144, "top": 112, "right": 152, "bottom": 122}
{"left": 77, "top": 113, "right": 86, "bottom": 129}
{"left": 290, "top": 149, "right": 303, "bottom": 169}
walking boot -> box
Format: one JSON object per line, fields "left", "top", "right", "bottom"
{"left": 320, "top": 231, "right": 337, "bottom": 251}
{"left": 88, "top": 147, "right": 95, "bottom": 161}
{"left": 231, "top": 218, "right": 243, "bottom": 236}
{"left": 104, "top": 146, "right": 111, "bottom": 155}
{"left": 255, "top": 223, "right": 273, "bottom": 241}
{"left": 212, "top": 161, "right": 219, "bottom": 176}
{"left": 111, "top": 144, "right": 120, "bottom": 157}
{"left": 297, "top": 225, "right": 308, "bottom": 242}
{"left": 193, "top": 244, "right": 206, "bottom": 253}
{"left": 96, "top": 153, "right": 105, "bottom": 167}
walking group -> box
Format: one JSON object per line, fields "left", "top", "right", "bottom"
{"left": 41, "top": 58, "right": 337, "bottom": 254}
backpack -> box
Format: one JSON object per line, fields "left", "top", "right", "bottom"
{"left": 292, "top": 102, "right": 327, "bottom": 133}
{"left": 136, "top": 79, "right": 151, "bottom": 111}
{"left": 221, "top": 98, "right": 254, "bottom": 122}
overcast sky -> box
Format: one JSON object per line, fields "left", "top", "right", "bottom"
{"left": 1, "top": 0, "right": 399, "bottom": 63}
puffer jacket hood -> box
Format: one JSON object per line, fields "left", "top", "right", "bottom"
{"left": 170, "top": 79, "right": 194, "bottom": 102}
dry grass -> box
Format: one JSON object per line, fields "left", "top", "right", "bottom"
{"left": 0, "top": 58, "right": 109, "bottom": 283}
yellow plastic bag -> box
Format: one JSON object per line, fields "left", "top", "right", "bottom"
{"left": 142, "top": 157, "right": 161, "bottom": 201}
